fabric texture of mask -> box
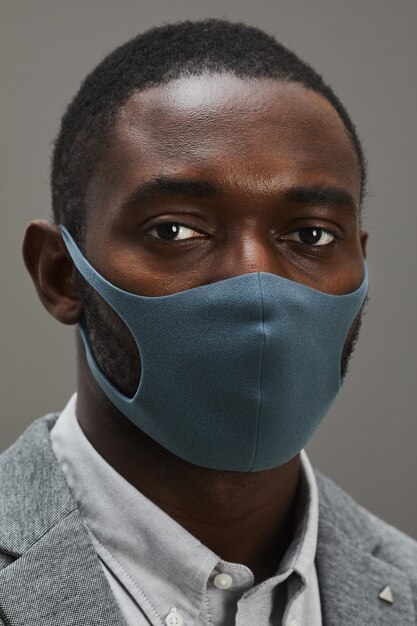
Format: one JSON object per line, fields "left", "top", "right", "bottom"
{"left": 60, "top": 225, "right": 368, "bottom": 472}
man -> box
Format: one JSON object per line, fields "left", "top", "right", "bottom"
{"left": 0, "top": 18, "right": 416, "bottom": 626}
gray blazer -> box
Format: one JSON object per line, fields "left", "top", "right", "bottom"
{"left": 0, "top": 414, "right": 416, "bottom": 625}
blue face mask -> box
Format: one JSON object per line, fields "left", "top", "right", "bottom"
{"left": 60, "top": 225, "right": 368, "bottom": 472}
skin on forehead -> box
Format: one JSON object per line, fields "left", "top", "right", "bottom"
{"left": 83, "top": 73, "right": 364, "bottom": 297}
{"left": 89, "top": 74, "right": 361, "bottom": 211}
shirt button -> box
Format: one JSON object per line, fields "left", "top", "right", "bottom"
{"left": 213, "top": 573, "right": 233, "bottom": 589}
{"left": 165, "top": 607, "right": 183, "bottom": 626}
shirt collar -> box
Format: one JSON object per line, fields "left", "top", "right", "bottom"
{"left": 279, "top": 447, "right": 319, "bottom": 584}
{"left": 51, "top": 393, "right": 319, "bottom": 616}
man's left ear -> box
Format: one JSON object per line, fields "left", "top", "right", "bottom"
{"left": 360, "top": 229, "right": 368, "bottom": 259}
{"left": 23, "top": 219, "right": 83, "bottom": 325}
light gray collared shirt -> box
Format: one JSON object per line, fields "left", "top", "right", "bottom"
{"left": 50, "top": 394, "right": 322, "bottom": 626}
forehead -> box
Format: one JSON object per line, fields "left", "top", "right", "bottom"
{"left": 91, "top": 74, "right": 360, "bottom": 208}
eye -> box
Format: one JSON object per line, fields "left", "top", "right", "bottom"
{"left": 286, "top": 227, "right": 335, "bottom": 246}
{"left": 146, "top": 222, "right": 205, "bottom": 241}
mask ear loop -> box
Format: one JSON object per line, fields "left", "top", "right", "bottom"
{"left": 59, "top": 225, "right": 145, "bottom": 403}
{"left": 335, "top": 264, "right": 368, "bottom": 387}
{"left": 337, "top": 290, "right": 368, "bottom": 387}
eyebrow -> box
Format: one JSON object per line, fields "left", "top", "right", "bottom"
{"left": 121, "top": 176, "right": 358, "bottom": 213}
{"left": 121, "top": 176, "right": 223, "bottom": 212}
{"left": 282, "top": 185, "right": 358, "bottom": 212}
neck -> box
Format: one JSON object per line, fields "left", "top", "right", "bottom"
{"left": 76, "top": 362, "right": 302, "bottom": 584}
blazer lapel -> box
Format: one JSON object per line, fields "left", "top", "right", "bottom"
{"left": 0, "top": 509, "right": 127, "bottom": 626}
{"left": 316, "top": 480, "right": 415, "bottom": 625}
{"left": 0, "top": 415, "right": 127, "bottom": 626}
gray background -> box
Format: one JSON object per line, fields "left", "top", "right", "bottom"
{"left": 1, "top": 0, "right": 416, "bottom": 538}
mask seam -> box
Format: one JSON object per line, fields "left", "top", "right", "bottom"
{"left": 249, "top": 273, "right": 267, "bottom": 471}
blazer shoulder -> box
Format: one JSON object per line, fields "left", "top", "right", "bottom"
{"left": 316, "top": 470, "right": 417, "bottom": 579}
{"left": 0, "top": 413, "right": 75, "bottom": 559}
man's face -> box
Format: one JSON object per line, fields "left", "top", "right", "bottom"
{"left": 79, "top": 74, "right": 367, "bottom": 396}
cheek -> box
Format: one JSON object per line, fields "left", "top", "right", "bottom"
{"left": 80, "top": 281, "right": 141, "bottom": 396}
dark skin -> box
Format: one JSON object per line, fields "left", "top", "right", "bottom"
{"left": 23, "top": 74, "right": 367, "bottom": 585}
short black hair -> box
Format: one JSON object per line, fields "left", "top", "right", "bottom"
{"left": 51, "top": 18, "right": 367, "bottom": 241}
